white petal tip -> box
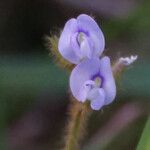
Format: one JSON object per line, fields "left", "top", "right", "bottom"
{"left": 119, "top": 55, "right": 138, "bottom": 66}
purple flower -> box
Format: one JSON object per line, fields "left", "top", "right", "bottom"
{"left": 70, "top": 57, "right": 116, "bottom": 110}
{"left": 58, "top": 14, "right": 105, "bottom": 64}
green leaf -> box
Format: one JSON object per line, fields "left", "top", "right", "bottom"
{"left": 137, "top": 117, "right": 150, "bottom": 150}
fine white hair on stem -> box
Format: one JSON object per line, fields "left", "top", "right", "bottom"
{"left": 119, "top": 55, "right": 138, "bottom": 66}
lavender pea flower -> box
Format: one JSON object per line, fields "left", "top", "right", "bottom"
{"left": 70, "top": 57, "right": 116, "bottom": 110}
{"left": 58, "top": 14, "right": 105, "bottom": 64}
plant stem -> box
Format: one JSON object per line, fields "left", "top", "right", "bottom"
{"left": 64, "top": 99, "right": 91, "bottom": 150}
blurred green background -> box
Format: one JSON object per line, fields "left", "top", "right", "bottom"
{"left": 0, "top": 0, "right": 150, "bottom": 150}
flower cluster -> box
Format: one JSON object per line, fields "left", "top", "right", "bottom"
{"left": 58, "top": 14, "right": 116, "bottom": 110}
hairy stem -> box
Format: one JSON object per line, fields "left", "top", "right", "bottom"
{"left": 64, "top": 99, "right": 91, "bottom": 150}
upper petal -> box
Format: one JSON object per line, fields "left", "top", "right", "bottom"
{"left": 58, "top": 18, "right": 80, "bottom": 64}
{"left": 100, "top": 56, "right": 116, "bottom": 105}
{"left": 77, "top": 14, "right": 105, "bottom": 56}
{"left": 87, "top": 88, "right": 105, "bottom": 110}
{"left": 70, "top": 58, "right": 101, "bottom": 102}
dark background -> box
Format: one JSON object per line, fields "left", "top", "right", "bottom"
{"left": 0, "top": 0, "right": 150, "bottom": 149}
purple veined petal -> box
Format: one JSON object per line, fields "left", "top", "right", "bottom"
{"left": 87, "top": 88, "right": 105, "bottom": 110}
{"left": 70, "top": 58, "right": 101, "bottom": 102}
{"left": 77, "top": 14, "right": 105, "bottom": 56}
{"left": 100, "top": 56, "right": 116, "bottom": 105}
{"left": 58, "top": 18, "right": 80, "bottom": 64}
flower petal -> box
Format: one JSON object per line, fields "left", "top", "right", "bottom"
{"left": 77, "top": 14, "right": 105, "bottom": 56}
{"left": 58, "top": 18, "right": 80, "bottom": 64}
{"left": 71, "top": 33, "right": 93, "bottom": 60}
{"left": 70, "top": 58, "right": 100, "bottom": 102}
{"left": 100, "top": 56, "right": 116, "bottom": 105}
{"left": 79, "top": 80, "right": 95, "bottom": 102}
{"left": 70, "top": 33, "right": 82, "bottom": 59}
{"left": 80, "top": 36, "right": 92, "bottom": 59}
{"left": 87, "top": 88, "right": 105, "bottom": 110}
